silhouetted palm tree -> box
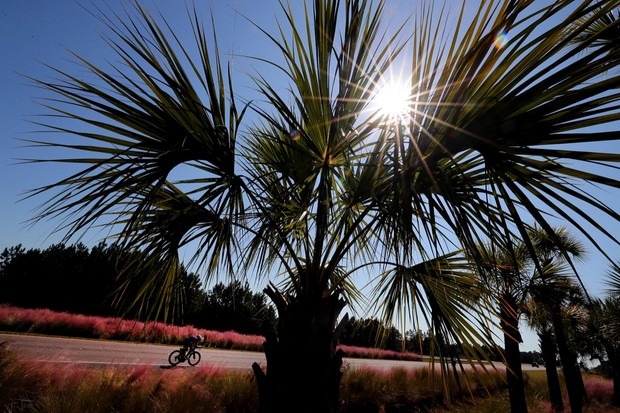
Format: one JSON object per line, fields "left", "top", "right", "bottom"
{"left": 24, "top": 1, "right": 620, "bottom": 412}
{"left": 525, "top": 266, "right": 591, "bottom": 413}
{"left": 474, "top": 239, "right": 530, "bottom": 413}
{"left": 475, "top": 225, "right": 587, "bottom": 413}
{"left": 527, "top": 228, "right": 588, "bottom": 413}
{"left": 572, "top": 4, "right": 620, "bottom": 54}
{"left": 584, "top": 263, "right": 620, "bottom": 406}
{"left": 605, "top": 262, "right": 620, "bottom": 343}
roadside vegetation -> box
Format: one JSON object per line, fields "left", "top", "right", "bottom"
{"left": 2, "top": 306, "right": 619, "bottom": 412}
{"left": 0, "top": 305, "right": 422, "bottom": 361}
{"left": 0, "top": 243, "right": 425, "bottom": 356}
{"left": 1, "top": 341, "right": 617, "bottom": 413}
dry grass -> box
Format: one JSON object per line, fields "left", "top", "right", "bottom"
{"left": 0, "top": 340, "right": 500, "bottom": 413}
{"left": 1, "top": 340, "right": 617, "bottom": 413}
{"left": 0, "top": 341, "right": 258, "bottom": 413}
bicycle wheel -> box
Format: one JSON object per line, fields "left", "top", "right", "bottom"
{"left": 187, "top": 350, "right": 201, "bottom": 366}
{"left": 168, "top": 350, "right": 183, "bottom": 366}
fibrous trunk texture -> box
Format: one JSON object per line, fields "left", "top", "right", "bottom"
{"left": 501, "top": 293, "right": 528, "bottom": 413}
{"left": 539, "top": 329, "right": 563, "bottom": 412}
{"left": 551, "top": 310, "right": 585, "bottom": 413}
{"left": 253, "top": 284, "right": 346, "bottom": 413}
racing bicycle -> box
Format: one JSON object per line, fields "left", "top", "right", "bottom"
{"left": 168, "top": 345, "right": 201, "bottom": 366}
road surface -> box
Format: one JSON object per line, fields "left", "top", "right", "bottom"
{"left": 0, "top": 332, "right": 539, "bottom": 372}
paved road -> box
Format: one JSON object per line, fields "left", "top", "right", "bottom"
{"left": 0, "top": 333, "right": 263, "bottom": 371}
{"left": 0, "top": 333, "right": 539, "bottom": 372}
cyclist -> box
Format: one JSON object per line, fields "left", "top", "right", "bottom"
{"left": 181, "top": 334, "right": 203, "bottom": 356}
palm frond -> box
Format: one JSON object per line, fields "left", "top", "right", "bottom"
{"left": 25, "top": 2, "right": 244, "bottom": 242}
{"left": 369, "top": 251, "right": 498, "bottom": 370}
{"left": 23, "top": 2, "right": 249, "bottom": 317}
{"left": 243, "top": 0, "right": 408, "bottom": 287}
{"left": 400, "top": 0, "right": 620, "bottom": 262}
{"left": 605, "top": 261, "right": 620, "bottom": 296}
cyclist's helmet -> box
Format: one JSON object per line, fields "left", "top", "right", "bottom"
{"left": 197, "top": 335, "right": 203, "bottom": 341}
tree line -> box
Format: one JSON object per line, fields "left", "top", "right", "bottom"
{"left": 0, "top": 243, "right": 270, "bottom": 334}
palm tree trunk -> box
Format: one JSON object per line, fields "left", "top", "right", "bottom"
{"left": 539, "top": 329, "right": 564, "bottom": 412}
{"left": 253, "top": 284, "right": 346, "bottom": 413}
{"left": 551, "top": 310, "right": 585, "bottom": 413}
{"left": 613, "top": 355, "right": 620, "bottom": 407}
{"left": 501, "top": 293, "right": 528, "bottom": 413}
{"left": 606, "top": 345, "right": 620, "bottom": 407}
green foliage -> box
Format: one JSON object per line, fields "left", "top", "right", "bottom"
{"left": 0, "top": 243, "right": 196, "bottom": 322}
{"left": 340, "top": 317, "right": 403, "bottom": 351}
{"left": 191, "top": 280, "right": 277, "bottom": 336}
{"left": 0, "top": 243, "right": 118, "bottom": 316}
{"left": 0, "top": 243, "right": 276, "bottom": 335}
{"left": 405, "top": 329, "right": 432, "bottom": 356}
{"left": 518, "top": 351, "right": 542, "bottom": 365}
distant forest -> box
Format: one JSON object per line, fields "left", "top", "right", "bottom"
{"left": 0, "top": 242, "right": 540, "bottom": 361}
{"left": 0, "top": 243, "right": 273, "bottom": 331}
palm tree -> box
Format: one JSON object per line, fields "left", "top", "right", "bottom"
{"left": 525, "top": 265, "right": 590, "bottom": 413}
{"left": 605, "top": 262, "right": 620, "bottom": 345}
{"left": 585, "top": 263, "right": 620, "bottom": 406}
{"left": 475, "top": 225, "right": 587, "bottom": 413}
{"left": 606, "top": 268, "right": 620, "bottom": 407}
{"left": 23, "top": 1, "right": 620, "bottom": 412}
{"left": 572, "top": 4, "right": 620, "bottom": 54}
{"left": 526, "top": 227, "right": 589, "bottom": 413}
{"left": 474, "top": 239, "right": 530, "bottom": 413}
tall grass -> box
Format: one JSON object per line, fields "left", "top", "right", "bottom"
{"left": 0, "top": 341, "right": 257, "bottom": 412}
{"left": 0, "top": 342, "right": 504, "bottom": 413}
{"left": 339, "top": 365, "right": 507, "bottom": 412}
{"left": 523, "top": 371, "right": 620, "bottom": 413}
{"left": 1, "top": 341, "right": 617, "bottom": 412}
{"left": 0, "top": 304, "right": 263, "bottom": 350}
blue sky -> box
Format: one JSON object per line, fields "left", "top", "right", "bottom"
{"left": 1, "top": 0, "right": 275, "bottom": 245}
{"left": 2, "top": 1, "right": 619, "bottom": 353}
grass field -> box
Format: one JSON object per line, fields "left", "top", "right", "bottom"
{"left": 1, "top": 305, "right": 618, "bottom": 412}
{"left": 1, "top": 341, "right": 617, "bottom": 413}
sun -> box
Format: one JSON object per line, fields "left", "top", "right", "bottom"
{"left": 374, "top": 79, "right": 412, "bottom": 121}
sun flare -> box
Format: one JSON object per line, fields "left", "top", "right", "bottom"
{"left": 375, "top": 80, "right": 411, "bottom": 120}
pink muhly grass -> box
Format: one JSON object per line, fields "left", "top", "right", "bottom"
{"left": 338, "top": 344, "right": 423, "bottom": 361}
{"left": 340, "top": 367, "right": 391, "bottom": 401}
{"left": 340, "top": 366, "right": 455, "bottom": 410}
{"left": 0, "top": 305, "right": 102, "bottom": 338}
{"left": 202, "top": 330, "right": 265, "bottom": 351}
{"left": 155, "top": 364, "right": 253, "bottom": 407}
{"left": 161, "top": 324, "right": 203, "bottom": 344}
{"left": 531, "top": 376, "right": 616, "bottom": 413}
{"left": 124, "top": 365, "right": 152, "bottom": 385}
{"left": 584, "top": 376, "right": 614, "bottom": 402}
{"left": 535, "top": 401, "right": 554, "bottom": 413}
{"left": 0, "top": 305, "right": 56, "bottom": 331}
